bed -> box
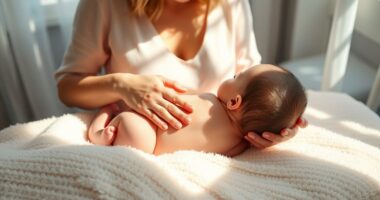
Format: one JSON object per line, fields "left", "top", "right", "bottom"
{"left": 0, "top": 90, "right": 379, "bottom": 199}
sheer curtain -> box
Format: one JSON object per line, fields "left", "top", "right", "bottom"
{"left": 0, "top": 0, "right": 79, "bottom": 125}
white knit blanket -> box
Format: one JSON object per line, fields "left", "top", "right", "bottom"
{"left": 1, "top": 91, "right": 380, "bottom": 199}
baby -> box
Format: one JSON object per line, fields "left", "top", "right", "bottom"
{"left": 87, "top": 64, "right": 307, "bottom": 156}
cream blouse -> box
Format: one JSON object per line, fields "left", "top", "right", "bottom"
{"left": 55, "top": 0, "right": 261, "bottom": 94}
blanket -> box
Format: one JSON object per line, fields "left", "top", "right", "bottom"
{"left": 1, "top": 91, "right": 380, "bottom": 199}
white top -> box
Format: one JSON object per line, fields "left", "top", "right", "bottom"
{"left": 55, "top": 0, "right": 261, "bottom": 94}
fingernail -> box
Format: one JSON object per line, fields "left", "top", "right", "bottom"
{"left": 186, "top": 116, "right": 192, "bottom": 123}
{"left": 248, "top": 134, "right": 255, "bottom": 140}
{"left": 282, "top": 131, "right": 289, "bottom": 136}
{"left": 162, "top": 124, "right": 168, "bottom": 130}
{"left": 175, "top": 123, "right": 182, "bottom": 129}
{"left": 263, "top": 133, "right": 270, "bottom": 138}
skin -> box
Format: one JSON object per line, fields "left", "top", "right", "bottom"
{"left": 89, "top": 94, "right": 243, "bottom": 156}
{"left": 58, "top": 0, "right": 307, "bottom": 150}
{"left": 88, "top": 65, "right": 305, "bottom": 156}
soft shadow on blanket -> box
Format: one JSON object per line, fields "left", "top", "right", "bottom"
{"left": 1, "top": 92, "right": 380, "bottom": 200}
{"left": 1, "top": 115, "right": 380, "bottom": 200}
{"left": 1, "top": 143, "right": 379, "bottom": 199}
{"left": 230, "top": 149, "right": 380, "bottom": 199}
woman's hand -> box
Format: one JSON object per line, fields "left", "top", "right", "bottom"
{"left": 244, "top": 117, "right": 308, "bottom": 149}
{"left": 113, "top": 73, "right": 193, "bottom": 130}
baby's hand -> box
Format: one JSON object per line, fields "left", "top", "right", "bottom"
{"left": 90, "top": 126, "right": 116, "bottom": 146}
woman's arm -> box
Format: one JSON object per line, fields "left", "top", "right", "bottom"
{"left": 57, "top": 73, "right": 120, "bottom": 109}
{"left": 57, "top": 72, "right": 193, "bottom": 130}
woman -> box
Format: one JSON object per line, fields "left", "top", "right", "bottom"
{"left": 56, "top": 0, "right": 307, "bottom": 149}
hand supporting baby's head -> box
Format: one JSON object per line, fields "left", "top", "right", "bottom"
{"left": 238, "top": 64, "right": 307, "bottom": 136}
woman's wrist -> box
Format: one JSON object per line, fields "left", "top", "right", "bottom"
{"left": 108, "top": 73, "right": 134, "bottom": 100}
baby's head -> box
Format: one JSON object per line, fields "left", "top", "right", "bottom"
{"left": 217, "top": 64, "right": 307, "bottom": 135}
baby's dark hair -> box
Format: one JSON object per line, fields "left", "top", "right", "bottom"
{"left": 239, "top": 65, "right": 307, "bottom": 136}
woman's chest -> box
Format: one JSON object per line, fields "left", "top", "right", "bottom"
{"left": 151, "top": 3, "right": 208, "bottom": 61}
{"left": 107, "top": 3, "right": 236, "bottom": 92}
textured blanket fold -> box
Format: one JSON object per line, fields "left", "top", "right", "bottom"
{"left": 1, "top": 91, "right": 380, "bottom": 199}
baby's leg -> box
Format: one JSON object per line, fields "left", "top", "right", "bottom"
{"left": 89, "top": 126, "right": 117, "bottom": 145}
{"left": 88, "top": 104, "right": 120, "bottom": 145}
{"left": 112, "top": 111, "right": 157, "bottom": 154}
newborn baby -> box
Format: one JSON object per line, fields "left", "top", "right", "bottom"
{"left": 88, "top": 64, "right": 307, "bottom": 156}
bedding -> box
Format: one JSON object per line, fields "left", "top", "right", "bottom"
{"left": 0, "top": 91, "right": 380, "bottom": 199}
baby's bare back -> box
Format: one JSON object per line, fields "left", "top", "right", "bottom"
{"left": 111, "top": 94, "right": 242, "bottom": 155}
{"left": 153, "top": 94, "right": 242, "bottom": 155}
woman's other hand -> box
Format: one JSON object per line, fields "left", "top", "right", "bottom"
{"left": 113, "top": 73, "right": 193, "bottom": 130}
{"left": 244, "top": 117, "right": 308, "bottom": 149}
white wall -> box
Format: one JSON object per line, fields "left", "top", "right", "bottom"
{"left": 251, "top": 0, "right": 336, "bottom": 63}
{"left": 251, "top": 0, "right": 283, "bottom": 64}
{"left": 287, "top": 0, "right": 333, "bottom": 60}
{"left": 282, "top": 0, "right": 380, "bottom": 102}
{"left": 355, "top": 0, "right": 380, "bottom": 44}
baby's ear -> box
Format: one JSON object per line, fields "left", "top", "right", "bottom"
{"left": 227, "top": 95, "right": 242, "bottom": 110}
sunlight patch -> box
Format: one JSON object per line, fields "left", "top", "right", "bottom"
{"left": 340, "top": 120, "right": 380, "bottom": 136}
{"left": 305, "top": 107, "right": 331, "bottom": 119}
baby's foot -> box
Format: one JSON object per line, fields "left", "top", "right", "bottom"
{"left": 92, "top": 126, "right": 116, "bottom": 146}
{"left": 102, "top": 126, "right": 116, "bottom": 145}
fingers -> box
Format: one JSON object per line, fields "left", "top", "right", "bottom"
{"left": 294, "top": 117, "right": 308, "bottom": 128}
{"left": 299, "top": 117, "right": 308, "bottom": 128}
{"left": 245, "top": 132, "right": 273, "bottom": 149}
{"left": 141, "top": 100, "right": 186, "bottom": 130}
{"left": 244, "top": 117, "right": 307, "bottom": 149}
{"left": 121, "top": 75, "right": 193, "bottom": 130}
{"left": 161, "top": 77, "right": 188, "bottom": 93}
{"left": 157, "top": 98, "right": 191, "bottom": 126}
{"left": 244, "top": 130, "right": 295, "bottom": 149}
{"left": 153, "top": 102, "right": 183, "bottom": 130}
{"left": 244, "top": 135, "right": 265, "bottom": 149}
{"left": 282, "top": 126, "right": 298, "bottom": 139}
{"left": 142, "top": 108, "right": 168, "bottom": 130}
{"left": 163, "top": 90, "right": 193, "bottom": 113}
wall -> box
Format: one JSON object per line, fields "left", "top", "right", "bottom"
{"left": 353, "top": 0, "right": 380, "bottom": 66}
{"left": 286, "top": 0, "right": 333, "bottom": 60}
{"left": 250, "top": 0, "right": 337, "bottom": 64}
{"left": 355, "top": 0, "right": 380, "bottom": 45}
{"left": 250, "top": 0, "right": 284, "bottom": 64}
{"left": 47, "top": 25, "right": 66, "bottom": 68}
{"left": 0, "top": 98, "right": 10, "bottom": 129}
{"left": 285, "top": 0, "right": 380, "bottom": 66}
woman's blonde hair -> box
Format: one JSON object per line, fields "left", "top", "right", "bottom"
{"left": 127, "top": 0, "right": 220, "bottom": 20}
